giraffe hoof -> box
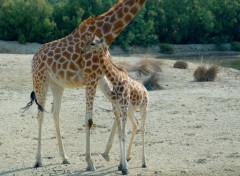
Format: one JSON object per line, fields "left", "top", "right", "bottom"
{"left": 86, "top": 165, "right": 96, "bottom": 171}
{"left": 122, "top": 168, "right": 129, "bottom": 175}
{"left": 127, "top": 156, "right": 131, "bottom": 162}
{"left": 63, "top": 159, "right": 71, "bottom": 165}
{"left": 101, "top": 153, "right": 110, "bottom": 162}
{"left": 118, "top": 164, "right": 123, "bottom": 171}
{"left": 142, "top": 163, "right": 147, "bottom": 168}
{"left": 34, "top": 161, "right": 42, "bottom": 168}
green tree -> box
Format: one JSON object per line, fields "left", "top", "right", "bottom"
{"left": 209, "top": 0, "right": 240, "bottom": 43}
{"left": 52, "top": 0, "right": 84, "bottom": 38}
{"left": 153, "top": 0, "right": 215, "bottom": 44}
{"left": 51, "top": 0, "right": 117, "bottom": 39}
{"left": 0, "top": 0, "right": 239, "bottom": 46}
{"left": 0, "top": 0, "right": 56, "bottom": 43}
{"left": 183, "top": 0, "right": 215, "bottom": 43}
{"left": 115, "top": 4, "right": 158, "bottom": 50}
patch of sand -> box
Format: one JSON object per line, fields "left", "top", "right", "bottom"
{"left": 0, "top": 54, "right": 240, "bottom": 175}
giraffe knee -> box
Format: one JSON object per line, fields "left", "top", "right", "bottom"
{"left": 88, "top": 119, "right": 93, "bottom": 128}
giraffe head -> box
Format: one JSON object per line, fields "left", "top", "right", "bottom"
{"left": 82, "top": 35, "right": 107, "bottom": 57}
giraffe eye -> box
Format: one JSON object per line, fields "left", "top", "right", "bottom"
{"left": 91, "top": 41, "right": 96, "bottom": 46}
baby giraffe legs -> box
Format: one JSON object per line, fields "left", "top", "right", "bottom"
{"left": 102, "top": 105, "right": 147, "bottom": 169}
{"left": 117, "top": 105, "right": 128, "bottom": 175}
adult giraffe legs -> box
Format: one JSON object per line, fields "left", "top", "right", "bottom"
{"left": 85, "top": 82, "right": 97, "bottom": 171}
{"left": 50, "top": 83, "right": 70, "bottom": 165}
{"left": 34, "top": 108, "right": 45, "bottom": 167}
{"left": 140, "top": 105, "right": 147, "bottom": 168}
{"left": 34, "top": 80, "right": 49, "bottom": 167}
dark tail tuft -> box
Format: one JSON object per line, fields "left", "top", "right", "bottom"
{"left": 21, "top": 91, "right": 44, "bottom": 112}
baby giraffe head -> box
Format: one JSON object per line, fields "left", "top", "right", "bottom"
{"left": 82, "top": 35, "right": 107, "bottom": 57}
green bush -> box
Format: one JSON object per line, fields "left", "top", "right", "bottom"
{"left": 159, "top": 43, "right": 174, "bottom": 54}
{"left": 214, "top": 43, "right": 226, "bottom": 51}
{"left": 231, "top": 42, "right": 240, "bottom": 51}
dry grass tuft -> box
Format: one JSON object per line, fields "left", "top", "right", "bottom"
{"left": 193, "top": 66, "right": 207, "bottom": 81}
{"left": 132, "top": 58, "right": 163, "bottom": 76}
{"left": 137, "top": 61, "right": 154, "bottom": 76}
{"left": 146, "top": 58, "right": 163, "bottom": 72}
{"left": 143, "top": 72, "right": 164, "bottom": 91}
{"left": 115, "top": 60, "right": 132, "bottom": 72}
{"left": 193, "top": 65, "right": 219, "bottom": 82}
{"left": 204, "top": 65, "right": 220, "bottom": 81}
{"left": 173, "top": 60, "right": 188, "bottom": 69}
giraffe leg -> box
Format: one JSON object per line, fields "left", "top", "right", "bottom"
{"left": 34, "top": 109, "right": 45, "bottom": 167}
{"left": 140, "top": 105, "right": 147, "bottom": 168}
{"left": 50, "top": 83, "right": 70, "bottom": 165}
{"left": 126, "top": 108, "right": 138, "bottom": 162}
{"left": 120, "top": 107, "right": 128, "bottom": 175}
{"left": 116, "top": 110, "right": 123, "bottom": 172}
{"left": 117, "top": 105, "right": 128, "bottom": 175}
{"left": 34, "top": 80, "right": 49, "bottom": 167}
{"left": 102, "top": 105, "right": 118, "bottom": 161}
{"left": 85, "top": 83, "right": 97, "bottom": 171}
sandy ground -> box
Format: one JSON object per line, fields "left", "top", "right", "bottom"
{"left": 0, "top": 53, "right": 240, "bottom": 176}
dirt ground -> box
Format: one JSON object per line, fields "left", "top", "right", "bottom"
{"left": 0, "top": 53, "right": 240, "bottom": 176}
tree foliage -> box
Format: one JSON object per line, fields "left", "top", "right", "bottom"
{"left": 0, "top": 0, "right": 239, "bottom": 46}
{"left": 0, "top": 0, "right": 56, "bottom": 43}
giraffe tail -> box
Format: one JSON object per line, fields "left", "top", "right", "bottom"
{"left": 21, "top": 91, "right": 44, "bottom": 112}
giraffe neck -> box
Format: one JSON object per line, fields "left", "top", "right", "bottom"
{"left": 94, "top": 0, "right": 147, "bottom": 46}
{"left": 100, "top": 57, "right": 126, "bottom": 87}
{"left": 51, "top": 0, "right": 147, "bottom": 53}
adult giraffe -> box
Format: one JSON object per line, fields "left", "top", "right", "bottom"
{"left": 22, "top": 0, "right": 147, "bottom": 173}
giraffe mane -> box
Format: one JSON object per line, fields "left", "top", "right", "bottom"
{"left": 79, "top": 17, "right": 95, "bottom": 27}
{"left": 71, "top": 17, "right": 96, "bottom": 37}
{"left": 111, "top": 61, "right": 128, "bottom": 76}
{"left": 96, "top": 0, "right": 124, "bottom": 19}
{"left": 118, "top": 66, "right": 128, "bottom": 75}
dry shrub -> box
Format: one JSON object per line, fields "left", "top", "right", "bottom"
{"left": 115, "top": 60, "right": 132, "bottom": 72}
{"left": 137, "top": 61, "right": 154, "bottom": 76}
{"left": 132, "top": 58, "right": 163, "bottom": 76}
{"left": 193, "top": 66, "right": 207, "bottom": 81}
{"left": 146, "top": 58, "right": 163, "bottom": 72}
{"left": 143, "top": 72, "right": 164, "bottom": 91}
{"left": 173, "top": 60, "right": 188, "bottom": 69}
{"left": 193, "top": 65, "right": 219, "bottom": 82}
{"left": 204, "top": 65, "right": 219, "bottom": 81}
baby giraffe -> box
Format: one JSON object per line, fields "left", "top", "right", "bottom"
{"left": 82, "top": 37, "right": 149, "bottom": 175}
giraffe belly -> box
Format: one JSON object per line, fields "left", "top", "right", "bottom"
{"left": 49, "top": 73, "right": 86, "bottom": 88}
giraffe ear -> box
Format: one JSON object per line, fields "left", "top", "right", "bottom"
{"left": 81, "top": 48, "right": 86, "bottom": 54}
{"left": 85, "top": 35, "right": 91, "bottom": 41}
{"left": 101, "top": 38, "right": 106, "bottom": 43}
